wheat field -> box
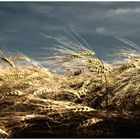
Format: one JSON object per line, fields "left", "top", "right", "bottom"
{"left": 0, "top": 36, "right": 140, "bottom": 138}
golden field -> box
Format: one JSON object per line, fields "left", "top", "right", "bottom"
{"left": 0, "top": 36, "right": 139, "bottom": 138}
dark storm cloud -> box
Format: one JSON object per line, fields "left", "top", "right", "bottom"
{"left": 0, "top": 2, "right": 140, "bottom": 59}
{"left": 0, "top": 2, "right": 140, "bottom": 36}
{"left": 29, "top": 2, "right": 140, "bottom": 37}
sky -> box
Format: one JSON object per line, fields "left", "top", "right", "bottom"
{"left": 0, "top": 2, "right": 140, "bottom": 61}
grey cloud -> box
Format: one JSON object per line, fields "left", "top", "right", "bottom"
{"left": 0, "top": 2, "right": 140, "bottom": 57}
{"left": 109, "top": 8, "right": 140, "bottom": 15}
{"left": 95, "top": 27, "right": 107, "bottom": 34}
